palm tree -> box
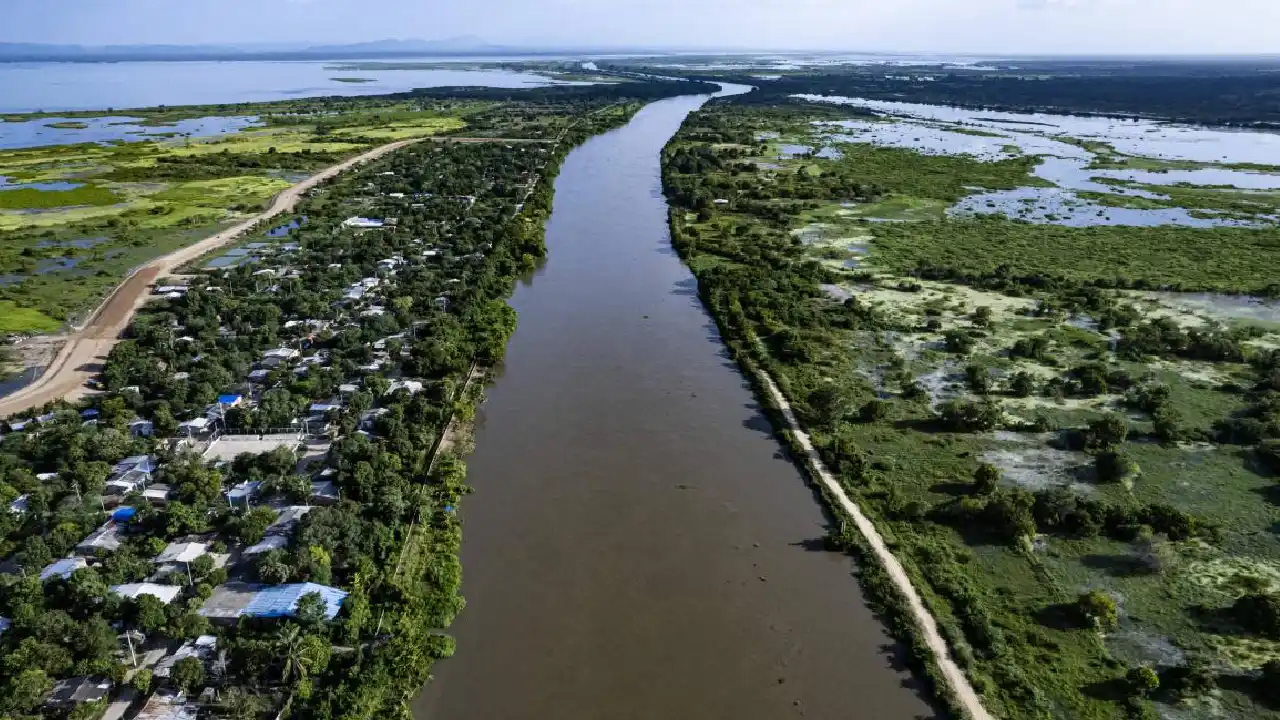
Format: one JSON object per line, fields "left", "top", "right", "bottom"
{"left": 275, "top": 624, "right": 305, "bottom": 686}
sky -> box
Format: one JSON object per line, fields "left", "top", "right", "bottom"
{"left": 5, "top": 0, "right": 1279, "bottom": 55}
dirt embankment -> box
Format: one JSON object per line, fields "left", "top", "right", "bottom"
{"left": 757, "top": 371, "right": 996, "bottom": 720}
{"left": 0, "top": 138, "right": 421, "bottom": 419}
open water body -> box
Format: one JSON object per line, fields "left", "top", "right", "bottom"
{"left": 0, "top": 59, "right": 577, "bottom": 114}
{"left": 413, "top": 87, "right": 935, "bottom": 719}
{"left": 801, "top": 94, "right": 1280, "bottom": 227}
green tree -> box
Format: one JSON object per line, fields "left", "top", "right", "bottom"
{"left": 132, "top": 668, "right": 154, "bottom": 695}
{"left": 170, "top": 656, "right": 206, "bottom": 693}
{"left": 1077, "top": 590, "right": 1118, "bottom": 630}
{"left": 973, "top": 463, "right": 1001, "bottom": 495}
{"left": 1095, "top": 450, "right": 1139, "bottom": 483}
{"left": 1009, "top": 371, "right": 1036, "bottom": 398}
{"left": 1127, "top": 666, "right": 1160, "bottom": 697}
{"left": 806, "top": 385, "right": 852, "bottom": 429}
{"left": 293, "top": 591, "right": 329, "bottom": 628}
{"left": 0, "top": 668, "right": 53, "bottom": 715}
{"left": 1087, "top": 414, "right": 1129, "bottom": 450}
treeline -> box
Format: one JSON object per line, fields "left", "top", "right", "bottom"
{"left": 651, "top": 68, "right": 1280, "bottom": 127}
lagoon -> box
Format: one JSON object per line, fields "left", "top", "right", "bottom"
{"left": 0, "top": 59, "right": 576, "bottom": 114}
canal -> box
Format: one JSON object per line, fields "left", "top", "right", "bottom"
{"left": 413, "top": 86, "right": 937, "bottom": 720}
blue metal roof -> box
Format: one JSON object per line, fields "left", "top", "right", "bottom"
{"left": 242, "top": 583, "right": 347, "bottom": 620}
{"left": 111, "top": 507, "right": 137, "bottom": 523}
{"left": 217, "top": 394, "right": 242, "bottom": 406}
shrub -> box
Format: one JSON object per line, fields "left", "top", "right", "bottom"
{"left": 1077, "top": 589, "right": 1118, "bottom": 630}
{"left": 1095, "top": 450, "right": 1139, "bottom": 483}
{"left": 1126, "top": 666, "right": 1159, "bottom": 697}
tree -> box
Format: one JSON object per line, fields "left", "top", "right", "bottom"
{"left": 971, "top": 306, "right": 993, "bottom": 328}
{"left": 133, "top": 594, "right": 169, "bottom": 636}
{"left": 806, "top": 385, "right": 852, "bottom": 429}
{"left": 965, "top": 364, "right": 991, "bottom": 395}
{"left": 132, "top": 668, "right": 154, "bottom": 695}
{"left": 973, "top": 463, "right": 1001, "bottom": 495}
{"left": 1095, "top": 450, "right": 1139, "bottom": 483}
{"left": 1160, "top": 658, "right": 1214, "bottom": 700}
{"left": 1087, "top": 414, "right": 1129, "bottom": 450}
{"left": 1152, "top": 406, "right": 1183, "bottom": 446}
{"left": 1126, "top": 666, "right": 1160, "bottom": 697}
{"left": 1009, "top": 371, "right": 1036, "bottom": 398}
{"left": 170, "top": 656, "right": 206, "bottom": 693}
{"left": 858, "top": 399, "right": 887, "bottom": 423}
{"left": 1077, "top": 590, "right": 1118, "bottom": 630}
{"left": 235, "top": 505, "right": 280, "bottom": 545}
{"left": 293, "top": 591, "right": 329, "bottom": 628}
{"left": 939, "top": 399, "right": 1002, "bottom": 433}
{"left": 0, "top": 668, "right": 53, "bottom": 715}
{"left": 943, "top": 329, "right": 975, "bottom": 355}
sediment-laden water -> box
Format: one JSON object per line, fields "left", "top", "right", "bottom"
{"left": 413, "top": 87, "right": 936, "bottom": 719}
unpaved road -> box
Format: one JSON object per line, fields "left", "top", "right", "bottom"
{"left": 757, "top": 371, "right": 995, "bottom": 720}
{"left": 0, "top": 138, "right": 420, "bottom": 418}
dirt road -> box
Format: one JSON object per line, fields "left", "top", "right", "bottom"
{"left": 757, "top": 372, "right": 995, "bottom": 720}
{"left": 0, "top": 138, "right": 421, "bottom": 419}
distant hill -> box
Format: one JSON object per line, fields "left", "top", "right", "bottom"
{"left": 0, "top": 37, "right": 523, "bottom": 62}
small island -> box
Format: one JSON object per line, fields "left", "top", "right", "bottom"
{"left": 45, "top": 120, "right": 89, "bottom": 129}
{"left": 329, "top": 76, "right": 377, "bottom": 84}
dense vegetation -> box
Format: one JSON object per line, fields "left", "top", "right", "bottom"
{"left": 614, "top": 58, "right": 1280, "bottom": 127}
{"left": 663, "top": 94, "right": 1280, "bottom": 720}
{"left": 0, "top": 82, "right": 677, "bottom": 720}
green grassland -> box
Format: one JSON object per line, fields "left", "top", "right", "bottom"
{"left": 664, "top": 99, "right": 1280, "bottom": 720}
{"left": 0, "top": 99, "right": 475, "bottom": 328}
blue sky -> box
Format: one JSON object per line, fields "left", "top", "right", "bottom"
{"left": 5, "top": 0, "right": 1278, "bottom": 54}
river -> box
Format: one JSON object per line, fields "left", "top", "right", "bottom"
{"left": 413, "top": 86, "right": 937, "bottom": 719}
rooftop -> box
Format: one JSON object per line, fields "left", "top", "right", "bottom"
{"left": 110, "top": 583, "right": 183, "bottom": 605}
{"left": 199, "top": 582, "right": 347, "bottom": 621}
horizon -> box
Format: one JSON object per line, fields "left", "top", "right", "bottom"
{"left": 5, "top": 0, "right": 1279, "bottom": 56}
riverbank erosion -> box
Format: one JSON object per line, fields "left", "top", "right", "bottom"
{"left": 413, "top": 87, "right": 936, "bottom": 719}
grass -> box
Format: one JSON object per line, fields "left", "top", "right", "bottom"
{"left": 0, "top": 185, "right": 121, "bottom": 209}
{"left": 867, "top": 218, "right": 1280, "bottom": 293}
{"left": 0, "top": 301, "right": 62, "bottom": 333}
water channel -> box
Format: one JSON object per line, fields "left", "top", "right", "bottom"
{"left": 413, "top": 87, "right": 936, "bottom": 718}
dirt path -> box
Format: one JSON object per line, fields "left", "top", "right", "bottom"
{"left": 0, "top": 138, "right": 421, "bottom": 419}
{"left": 757, "top": 372, "right": 995, "bottom": 720}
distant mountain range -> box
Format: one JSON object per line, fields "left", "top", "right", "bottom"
{"left": 0, "top": 37, "right": 545, "bottom": 62}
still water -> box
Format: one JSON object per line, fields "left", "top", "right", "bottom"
{"left": 0, "top": 59, "right": 573, "bottom": 113}
{"left": 804, "top": 94, "right": 1280, "bottom": 227}
{"left": 413, "top": 87, "right": 935, "bottom": 718}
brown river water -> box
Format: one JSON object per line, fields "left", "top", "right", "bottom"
{"left": 413, "top": 86, "right": 939, "bottom": 720}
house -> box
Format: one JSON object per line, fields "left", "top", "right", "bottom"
{"left": 76, "top": 523, "right": 122, "bottom": 556}
{"left": 112, "top": 455, "right": 156, "bottom": 477}
{"left": 226, "top": 481, "right": 261, "bottom": 506}
{"left": 199, "top": 582, "right": 347, "bottom": 622}
{"left": 40, "top": 557, "right": 88, "bottom": 581}
{"left": 106, "top": 470, "right": 150, "bottom": 497}
{"left": 338, "top": 383, "right": 359, "bottom": 395}
{"left": 155, "top": 541, "right": 209, "bottom": 565}
{"left": 342, "top": 217, "right": 385, "bottom": 229}
{"left": 134, "top": 691, "right": 199, "bottom": 720}
{"left": 217, "top": 393, "right": 244, "bottom": 408}
{"left": 127, "top": 415, "right": 153, "bottom": 438}
{"left": 153, "top": 636, "right": 217, "bottom": 679}
{"left": 386, "top": 380, "right": 424, "bottom": 396}
{"left": 178, "top": 417, "right": 213, "bottom": 437}
{"left": 243, "top": 534, "right": 289, "bottom": 556}
{"left": 110, "top": 583, "right": 183, "bottom": 605}
{"left": 247, "top": 369, "right": 271, "bottom": 383}
{"left": 46, "top": 677, "right": 112, "bottom": 709}
{"left": 143, "top": 484, "right": 172, "bottom": 505}
{"left": 154, "top": 286, "right": 188, "bottom": 295}
{"left": 267, "top": 506, "right": 312, "bottom": 535}
{"left": 310, "top": 480, "right": 340, "bottom": 505}
{"left": 8, "top": 495, "right": 28, "bottom": 515}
